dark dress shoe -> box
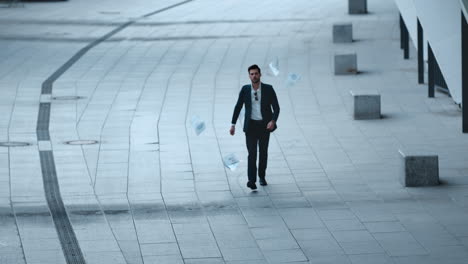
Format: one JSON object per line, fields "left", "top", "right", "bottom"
{"left": 247, "top": 181, "right": 257, "bottom": 190}
{"left": 259, "top": 177, "right": 267, "bottom": 186}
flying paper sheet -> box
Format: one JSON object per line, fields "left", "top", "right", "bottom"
{"left": 286, "top": 73, "right": 301, "bottom": 86}
{"left": 269, "top": 58, "right": 280, "bottom": 76}
{"left": 223, "top": 153, "right": 240, "bottom": 171}
{"left": 191, "top": 115, "right": 206, "bottom": 136}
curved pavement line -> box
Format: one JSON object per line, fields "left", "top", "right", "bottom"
{"left": 35, "top": 1, "right": 193, "bottom": 263}
{"left": 0, "top": 17, "right": 318, "bottom": 27}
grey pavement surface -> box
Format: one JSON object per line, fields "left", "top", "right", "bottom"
{"left": 1, "top": 0, "right": 468, "bottom": 263}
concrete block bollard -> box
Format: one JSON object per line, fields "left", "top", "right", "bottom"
{"left": 349, "top": 0, "right": 367, "bottom": 14}
{"left": 334, "top": 53, "right": 357, "bottom": 75}
{"left": 333, "top": 23, "right": 353, "bottom": 43}
{"left": 350, "top": 92, "right": 381, "bottom": 120}
{"left": 399, "top": 150, "right": 439, "bottom": 187}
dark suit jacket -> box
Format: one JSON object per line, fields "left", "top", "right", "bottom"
{"left": 231, "top": 83, "right": 280, "bottom": 133}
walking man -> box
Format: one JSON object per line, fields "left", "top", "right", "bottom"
{"left": 230, "top": 64, "right": 280, "bottom": 190}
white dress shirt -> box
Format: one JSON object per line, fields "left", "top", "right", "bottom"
{"left": 251, "top": 83, "right": 263, "bottom": 120}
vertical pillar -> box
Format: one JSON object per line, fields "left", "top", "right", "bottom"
{"left": 417, "top": 19, "right": 424, "bottom": 84}
{"left": 400, "top": 14, "right": 404, "bottom": 49}
{"left": 462, "top": 12, "right": 468, "bottom": 133}
{"left": 403, "top": 32, "right": 409, "bottom": 59}
{"left": 401, "top": 15, "right": 409, "bottom": 59}
{"left": 428, "top": 43, "right": 435, "bottom": 98}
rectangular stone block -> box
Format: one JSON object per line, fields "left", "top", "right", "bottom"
{"left": 334, "top": 53, "right": 357, "bottom": 75}
{"left": 350, "top": 92, "right": 380, "bottom": 119}
{"left": 399, "top": 151, "right": 439, "bottom": 187}
{"left": 333, "top": 23, "right": 353, "bottom": 43}
{"left": 349, "top": 0, "right": 367, "bottom": 14}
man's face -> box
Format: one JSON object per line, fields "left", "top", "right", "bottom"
{"left": 249, "top": 69, "right": 261, "bottom": 84}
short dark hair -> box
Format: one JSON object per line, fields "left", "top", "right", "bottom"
{"left": 248, "top": 64, "right": 261, "bottom": 74}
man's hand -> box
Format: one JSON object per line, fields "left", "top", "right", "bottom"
{"left": 266, "top": 120, "right": 276, "bottom": 131}
{"left": 229, "top": 125, "right": 235, "bottom": 135}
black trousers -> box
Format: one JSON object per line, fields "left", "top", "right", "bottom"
{"left": 245, "top": 120, "right": 270, "bottom": 183}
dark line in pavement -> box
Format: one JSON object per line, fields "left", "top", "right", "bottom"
{"left": 37, "top": 103, "right": 50, "bottom": 141}
{"left": 39, "top": 151, "right": 85, "bottom": 264}
{"left": 1, "top": 34, "right": 261, "bottom": 43}
{"left": 142, "top": 0, "right": 192, "bottom": 17}
{"left": 0, "top": 17, "right": 316, "bottom": 27}
{"left": 40, "top": 1, "right": 194, "bottom": 94}
{"left": 41, "top": 20, "right": 133, "bottom": 94}
{"left": 35, "top": 1, "right": 194, "bottom": 263}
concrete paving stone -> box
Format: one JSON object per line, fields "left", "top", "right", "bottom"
{"left": 73, "top": 224, "right": 116, "bottom": 240}
{"left": 263, "top": 183, "right": 303, "bottom": 194}
{"left": 347, "top": 201, "right": 398, "bottom": 222}
{"left": 308, "top": 254, "right": 352, "bottom": 264}
{"left": 0, "top": 247, "right": 24, "bottom": 257}
{"left": 212, "top": 227, "right": 253, "bottom": 238}
{"left": 410, "top": 230, "right": 462, "bottom": 249}
{"left": 173, "top": 222, "right": 212, "bottom": 235}
{"left": 116, "top": 240, "right": 143, "bottom": 260}
{"left": 0, "top": 229, "right": 19, "bottom": 241}
{"left": 24, "top": 249, "right": 66, "bottom": 264}
{"left": 202, "top": 201, "right": 239, "bottom": 213}
{"left": 373, "top": 232, "right": 428, "bottom": 257}
{"left": 21, "top": 238, "right": 63, "bottom": 252}
{"left": 166, "top": 205, "right": 205, "bottom": 221}
{"left": 221, "top": 247, "right": 265, "bottom": 261}
{"left": 280, "top": 211, "right": 326, "bottom": 229}
{"left": 176, "top": 232, "right": 218, "bottom": 245}
{"left": 316, "top": 209, "right": 357, "bottom": 220}
{"left": 142, "top": 254, "right": 184, "bottom": 264}
{"left": 80, "top": 239, "right": 122, "bottom": 253}
{"left": 444, "top": 224, "right": 468, "bottom": 238}
{"left": 332, "top": 230, "right": 376, "bottom": 243}
{"left": 363, "top": 221, "right": 406, "bottom": 233}
{"left": 297, "top": 184, "right": 335, "bottom": 193}
{"left": 196, "top": 181, "right": 231, "bottom": 192}
{"left": 135, "top": 227, "right": 176, "bottom": 244}
{"left": 270, "top": 196, "right": 311, "bottom": 208}
{"left": 225, "top": 260, "right": 268, "bottom": 264}
{"left": 391, "top": 255, "right": 439, "bottom": 264}
{"left": 303, "top": 190, "right": 346, "bottom": 207}
{"left": 244, "top": 215, "right": 285, "bottom": 228}
{"left": 324, "top": 218, "right": 366, "bottom": 231}
{"left": 139, "top": 242, "right": 179, "bottom": 256}
{"left": 299, "top": 239, "right": 344, "bottom": 256}
{"left": 394, "top": 211, "right": 440, "bottom": 226}
{"left": 263, "top": 248, "right": 308, "bottom": 263}
{"left": 178, "top": 243, "right": 222, "bottom": 259}
{"left": 184, "top": 258, "right": 226, "bottom": 264}
{"left": 236, "top": 196, "right": 274, "bottom": 208}
{"left": 374, "top": 189, "right": 412, "bottom": 201}
{"left": 0, "top": 252, "right": 26, "bottom": 264}
{"left": 98, "top": 150, "right": 130, "bottom": 164}
{"left": 291, "top": 228, "right": 335, "bottom": 241}
{"left": 131, "top": 203, "right": 168, "bottom": 220}
{"left": 207, "top": 213, "right": 246, "bottom": 228}
{"left": 348, "top": 253, "right": 393, "bottom": 264}
{"left": 121, "top": 256, "right": 144, "bottom": 264}
{"left": 216, "top": 238, "right": 258, "bottom": 250}
{"left": 339, "top": 240, "right": 386, "bottom": 254}
{"left": 250, "top": 227, "right": 293, "bottom": 240}
{"left": 257, "top": 238, "right": 300, "bottom": 251}
{"left": 428, "top": 245, "right": 468, "bottom": 259}
{"left": 458, "top": 235, "right": 468, "bottom": 247}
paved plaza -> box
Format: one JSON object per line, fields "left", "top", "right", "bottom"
{"left": 1, "top": 0, "right": 468, "bottom": 263}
